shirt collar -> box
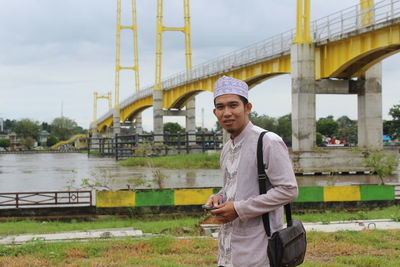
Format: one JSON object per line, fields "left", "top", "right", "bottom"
{"left": 230, "top": 121, "right": 253, "bottom": 145}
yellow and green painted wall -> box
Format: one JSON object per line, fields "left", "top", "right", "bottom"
{"left": 96, "top": 185, "right": 398, "bottom": 208}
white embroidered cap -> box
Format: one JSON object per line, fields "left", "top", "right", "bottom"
{"left": 214, "top": 76, "right": 248, "bottom": 100}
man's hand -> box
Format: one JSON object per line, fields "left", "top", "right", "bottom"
{"left": 205, "top": 194, "right": 221, "bottom": 207}
{"left": 210, "top": 201, "right": 238, "bottom": 224}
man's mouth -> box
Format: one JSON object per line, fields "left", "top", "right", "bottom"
{"left": 223, "top": 120, "right": 234, "bottom": 126}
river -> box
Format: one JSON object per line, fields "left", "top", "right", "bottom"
{"left": 0, "top": 153, "right": 222, "bottom": 192}
{"left": 0, "top": 153, "right": 399, "bottom": 193}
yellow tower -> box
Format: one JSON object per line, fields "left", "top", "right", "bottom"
{"left": 93, "top": 91, "right": 112, "bottom": 124}
{"left": 293, "top": 0, "right": 312, "bottom": 44}
{"left": 154, "top": 0, "right": 192, "bottom": 90}
{"left": 114, "top": 0, "right": 140, "bottom": 134}
{"left": 153, "top": 0, "right": 193, "bottom": 141}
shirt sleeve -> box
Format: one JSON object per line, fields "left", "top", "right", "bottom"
{"left": 210, "top": 144, "right": 228, "bottom": 203}
{"left": 234, "top": 133, "right": 298, "bottom": 221}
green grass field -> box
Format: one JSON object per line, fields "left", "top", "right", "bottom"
{"left": 0, "top": 206, "right": 398, "bottom": 237}
{"left": 0, "top": 230, "right": 399, "bottom": 266}
{"left": 0, "top": 206, "right": 399, "bottom": 266}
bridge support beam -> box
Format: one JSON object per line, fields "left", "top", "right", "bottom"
{"left": 112, "top": 108, "right": 121, "bottom": 136}
{"left": 153, "top": 90, "right": 164, "bottom": 142}
{"left": 135, "top": 115, "right": 143, "bottom": 134}
{"left": 357, "top": 63, "right": 383, "bottom": 150}
{"left": 186, "top": 96, "right": 196, "bottom": 145}
{"left": 291, "top": 43, "right": 316, "bottom": 151}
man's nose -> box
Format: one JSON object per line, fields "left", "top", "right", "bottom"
{"left": 223, "top": 107, "right": 232, "bottom": 117}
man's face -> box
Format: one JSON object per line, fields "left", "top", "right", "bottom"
{"left": 213, "top": 94, "right": 252, "bottom": 138}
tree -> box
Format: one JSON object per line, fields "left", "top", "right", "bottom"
{"left": 4, "top": 119, "right": 16, "bottom": 132}
{"left": 0, "top": 139, "right": 10, "bottom": 150}
{"left": 163, "top": 122, "right": 184, "bottom": 134}
{"left": 41, "top": 122, "right": 52, "bottom": 133}
{"left": 47, "top": 136, "right": 59, "bottom": 147}
{"left": 362, "top": 152, "right": 399, "bottom": 185}
{"left": 249, "top": 112, "right": 277, "bottom": 132}
{"left": 385, "top": 104, "right": 400, "bottom": 139}
{"left": 51, "top": 117, "right": 80, "bottom": 141}
{"left": 316, "top": 116, "right": 339, "bottom": 137}
{"left": 23, "top": 137, "right": 35, "bottom": 149}
{"left": 15, "top": 119, "right": 40, "bottom": 139}
{"left": 276, "top": 114, "right": 292, "bottom": 145}
{"left": 336, "top": 116, "right": 357, "bottom": 145}
{"left": 336, "top": 115, "right": 353, "bottom": 128}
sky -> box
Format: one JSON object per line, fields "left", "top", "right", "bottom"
{"left": 0, "top": 0, "right": 399, "bottom": 131}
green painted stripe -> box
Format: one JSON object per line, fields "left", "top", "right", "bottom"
{"left": 360, "top": 185, "right": 394, "bottom": 201}
{"left": 294, "top": 186, "right": 324, "bottom": 202}
{"left": 213, "top": 188, "right": 222, "bottom": 194}
{"left": 135, "top": 190, "right": 174, "bottom": 207}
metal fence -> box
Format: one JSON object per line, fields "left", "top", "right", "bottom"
{"left": 89, "top": 132, "right": 223, "bottom": 160}
{"left": 0, "top": 191, "right": 92, "bottom": 208}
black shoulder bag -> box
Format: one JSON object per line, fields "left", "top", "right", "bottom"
{"left": 257, "top": 131, "right": 306, "bottom": 267}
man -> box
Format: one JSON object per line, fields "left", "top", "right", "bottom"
{"left": 205, "top": 76, "right": 298, "bottom": 267}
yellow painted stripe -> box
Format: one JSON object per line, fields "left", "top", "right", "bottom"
{"left": 324, "top": 186, "right": 360, "bottom": 202}
{"left": 96, "top": 191, "right": 135, "bottom": 207}
{"left": 174, "top": 189, "right": 213, "bottom": 205}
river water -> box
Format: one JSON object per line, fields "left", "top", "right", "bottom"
{"left": 0, "top": 153, "right": 222, "bottom": 192}
{"left": 0, "top": 153, "right": 399, "bottom": 193}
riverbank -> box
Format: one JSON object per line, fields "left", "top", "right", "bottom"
{"left": 119, "top": 153, "right": 220, "bottom": 169}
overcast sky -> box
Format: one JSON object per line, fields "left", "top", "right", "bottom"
{"left": 1, "top": 0, "right": 399, "bottom": 131}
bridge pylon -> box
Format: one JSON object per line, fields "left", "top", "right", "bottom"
{"left": 357, "top": 0, "right": 383, "bottom": 150}
{"left": 153, "top": 0, "right": 194, "bottom": 142}
{"left": 291, "top": 0, "right": 316, "bottom": 151}
{"left": 113, "top": 0, "right": 141, "bottom": 136}
{"left": 291, "top": 0, "right": 383, "bottom": 151}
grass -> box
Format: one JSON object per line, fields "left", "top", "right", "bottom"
{"left": 296, "top": 205, "right": 400, "bottom": 224}
{"left": 0, "top": 206, "right": 399, "bottom": 265}
{"left": 0, "top": 206, "right": 398, "bottom": 237}
{"left": 0, "top": 237, "right": 218, "bottom": 266}
{"left": 0, "top": 231, "right": 399, "bottom": 266}
{"left": 0, "top": 215, "right": 205, "bottom": 237}
{"left": 119, "top": 153, "right": 220, "bottom": 169}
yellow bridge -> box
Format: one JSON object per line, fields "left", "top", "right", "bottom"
{"left": 95, "top": 0, "right": 400, "bottom": 151}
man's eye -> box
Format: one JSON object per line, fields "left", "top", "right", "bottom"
{"left": 216, "top": 105, "right": 224, "bottom": 110}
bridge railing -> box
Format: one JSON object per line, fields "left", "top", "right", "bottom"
{"left": 89, "top": 132, "right": 223, "bottom": 160}
{"left": 313, "top": 0, "right": 400, "bottom": 42}
{"left": 161, "top": 28, "right": 296, "bottom": 91}
{"left": 0, "top": 191, "right": 92, "bottom": 208}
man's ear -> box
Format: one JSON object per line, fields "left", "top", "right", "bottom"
{"left": 213, "top": 108, "right": 217, "bottom": 116}
{"left": 245, "top": 102, "right": 252, "bottom": 113}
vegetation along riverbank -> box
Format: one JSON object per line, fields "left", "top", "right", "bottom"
{"left": 119, "top": 153, "right": 220, "bottom": 169}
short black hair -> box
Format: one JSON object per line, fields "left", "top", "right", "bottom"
{"left": 214, "top": 95, "right": 248, "bottom": 107}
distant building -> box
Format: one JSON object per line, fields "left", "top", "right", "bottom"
{"left": 0, "top": 118, "right": 3, "bottom": 132}
{"left": 39, "top": 130, "right": 50, "bottom": 146}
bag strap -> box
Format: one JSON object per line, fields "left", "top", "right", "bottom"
{"left": 257, "top": 131, "right": 293, "bottom": 236}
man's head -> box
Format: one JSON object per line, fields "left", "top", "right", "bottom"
{"left": 213, "top": 76, "right": 252, "bottom": 138}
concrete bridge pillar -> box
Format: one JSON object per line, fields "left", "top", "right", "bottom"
{"left": 153, "top": 90, "right": 164, "bottom": 142}
{"left": 291, "top": 43, "right": 316, "bottom": 151}
{"left": 135, "top": 115, "right": 143, "bottom": 135}
{"left": 112, "top": 108, "right": 121, "bottom": 136}
{"left": 357, "top": 63, "right": 383, "bottom": 150}
{"left": 186, "top": 96, "right": 196, "bottom": 144}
